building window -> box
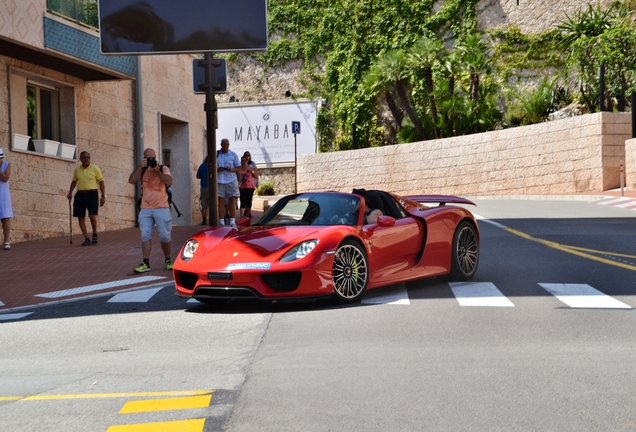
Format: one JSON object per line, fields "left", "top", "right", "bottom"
{"left": 27, "top": 83, "right": 60, "bottom": 142}
{"left": 47, "top": 0, "right": 98, "bottom": 29}
{"left": 10, "top": 67, "right": 76, "bottom": 156}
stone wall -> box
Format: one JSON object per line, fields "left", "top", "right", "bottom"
{"left": 297, "top": 112, "right": 631, "bottom": 196}
{"left": 476, "top": 0, "right": 615, "bottom": 34}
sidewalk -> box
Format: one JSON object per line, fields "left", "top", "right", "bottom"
{"left": 1, "top": 190, "right": 635, "bottom": 313}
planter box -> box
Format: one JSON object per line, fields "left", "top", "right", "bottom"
{"left": 33, "top": 139, "right": 59, "bottom": 156}
{"left": 57, "top": 143, "right": 76, "bottom": 159}
{"left": 12, "top": 133, "right": 30, "bottom": 151}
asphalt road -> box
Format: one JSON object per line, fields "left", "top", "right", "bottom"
{"left": 1, "top": 198, "right": 636, "bottom": 431}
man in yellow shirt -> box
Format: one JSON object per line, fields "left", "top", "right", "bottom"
{"left": 67, "top": 151, "right": 106, "bottom": 246}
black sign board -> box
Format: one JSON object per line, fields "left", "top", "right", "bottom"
{"left": 192, "top": 58, "right": 227, "bottom": 94}
{"left": 98, "top": 0, "right": 268, "bottom": 55}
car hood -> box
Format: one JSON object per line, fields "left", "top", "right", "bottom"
{"left": 188, "top": 225, "right": 340, "bottom": 263}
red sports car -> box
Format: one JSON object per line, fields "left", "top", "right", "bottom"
{"left": 173, "top": 190, "right": 479, "bottom": 304}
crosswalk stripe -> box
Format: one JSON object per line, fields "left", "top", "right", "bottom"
{"left": 449, "top": 282, "right": 515, "bottom": 307}
{"left": 35, "top": 276, "right": 167, "bottom": 299}
{"left": 539, "top": 283, "right": 632, "bottom": 309}
{"left": 362, "top": 285, "right": 410, "bottom": 305}
{"left": 0, "top": 312, "right": 33, "bottom": 321}
{"left": 108, "top": 287, "right": 163, "bottom": 303}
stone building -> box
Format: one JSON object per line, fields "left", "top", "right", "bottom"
{"left": 2, "top": 1, "right": 208, "bottom": 243}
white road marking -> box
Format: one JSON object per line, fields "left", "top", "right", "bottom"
{"left": 107, "top": 287, "right": 164, "bottom": 303}
{"left": 449, "top": 282, "right": 515, "bottom": 307}
{"left": 0, "top": 312, "right": 33, "bottom": 321}
{"left": 593, "top": 197, "right": 633, "bottom": 206}
{"left": 472, "top": 214, "right": 507, "bottom": 229}
{"left": 539, "top": 283, "right": 632, "bottom": 309}
{"left": 35, "top": 276, "right": 167, "bottom": 299}
{"left": 362, "top": 286, "right": 410, "bottom": 305}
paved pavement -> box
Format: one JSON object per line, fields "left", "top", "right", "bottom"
{"left": 2, "top": 190, "right": 636, "bottom": 313}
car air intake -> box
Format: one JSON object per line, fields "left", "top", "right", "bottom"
{"left": 260, "top": 272, "right": 302, "bottom": 292}
{"left": 175, "top": 271, "right": 198, "bottom": 290}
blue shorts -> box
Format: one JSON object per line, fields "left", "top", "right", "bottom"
{"left": 139, "top": 207, "right": 172, "bottom": 243}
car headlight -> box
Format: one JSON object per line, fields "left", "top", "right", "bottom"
{"left": 281, "top": 240, "right": 319, "bottom": 262}
{"left": 181, "top": 239, "right": 199, "bottom": 261}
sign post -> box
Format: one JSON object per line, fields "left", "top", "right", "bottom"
{"left": 292, "top": 121, "right": 301, "bottom": 193}
{"left": 199, "top": 53, "right": 221, "bottom": 226}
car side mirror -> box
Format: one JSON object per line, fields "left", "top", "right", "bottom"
{"left": 237, "top": 216, "right": 251, "bottom": 228}
{"left": 377, "top": 215, "right": 395, "bottom": 227}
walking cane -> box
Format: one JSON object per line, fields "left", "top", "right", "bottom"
{"left": 68, "top": 197, "right": 73, "bottom": 244}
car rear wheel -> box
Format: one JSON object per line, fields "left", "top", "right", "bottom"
{"left": 448, "top": 221, "right": 479, "bottom": 280}
{"left": 332, "top": 240, "right": 369, "bottom": 302}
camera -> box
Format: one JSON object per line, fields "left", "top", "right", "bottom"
{"left": 147, "top": 157, "right": 157, "bottom": 168}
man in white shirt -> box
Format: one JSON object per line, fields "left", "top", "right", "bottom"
{"left": 216, "top": 138, "right": 241, "bottom": 226}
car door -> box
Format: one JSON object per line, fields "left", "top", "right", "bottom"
{"left": 365, "top": 215, "right": 423, "bottom": 287}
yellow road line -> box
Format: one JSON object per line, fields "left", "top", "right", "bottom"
{"left": 107, "top": 418, "right": 205, "bottom": 432}
{"left": 0, "top": 390, "right": 213, "bottom": 402}
{"left": 120, "top": 395, "right": 212, "bottom": 414}
{"left": 504, "top": 227, "right": 636, "bottom": 272}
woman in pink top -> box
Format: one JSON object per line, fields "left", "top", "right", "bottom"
{"left": 238, "top": 156, "right": 258, "bottom": 219}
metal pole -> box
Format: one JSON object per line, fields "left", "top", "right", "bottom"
{"left": 631, "top": 91, "right": 635, "bottom": 138}
{"left": 620, "top": 159, "right": 624, "bottom": 196}
{"left": 599, "top": 64, "right": 605, "bottom": 112}
{"left": 294, "top": 133, "right": 298, "bottom": 193}
{"left": 200, "top": 53, "right": 221, "bottom": 226}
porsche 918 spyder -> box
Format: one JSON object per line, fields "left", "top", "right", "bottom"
{"left": 173, "top": 190, "right": 479, "bottom": 304}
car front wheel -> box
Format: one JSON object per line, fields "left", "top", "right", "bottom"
{"left": 332, "top": 240, "right": 369, "bottom": 302}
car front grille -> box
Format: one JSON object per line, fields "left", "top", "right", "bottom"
{"left": 194, "top": 286, "right": 260, "bottom": 299}
{"left": 260, "top": 272, "right": 302, "bottom": 292}
{"left": 175, "top": 270, "right": 198, "bottom": 290}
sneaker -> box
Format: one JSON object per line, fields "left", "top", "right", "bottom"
{"left": 3, "top": 242, "right": 10, "bottom": 250}
{"left": 92, "top": 234, "right": 98, "bottom": 244}
{"left": 81, "top": 238, "right": 91, "bottom": 246}
{"left": 134, "top": 262, "right": 151, "bottom": 273}
{"left": 165, "top": 260, "right": 173, "bottom": 270}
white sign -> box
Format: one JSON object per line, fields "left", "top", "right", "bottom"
{"left": 216, "top": 99, "right": 318, "bottom": 166}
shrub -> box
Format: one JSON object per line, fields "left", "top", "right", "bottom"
{"left": 255, "top": 181, "right": 276, "bottom": 196}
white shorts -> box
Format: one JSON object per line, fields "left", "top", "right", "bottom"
{"left": 139, "top": 207, "right": 172, "bottom": 243}
{"left": 218, "top": 180, "right": 239, "bottom": 199}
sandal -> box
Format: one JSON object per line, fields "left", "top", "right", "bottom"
{"left": 3, "top": 242, "right": 9, "bottom": 250}
{"left": 92, "top": 234, "right": 98, "bottom": 244}
{"left": 81, "top": 238, "right": 91, "bottom": 246}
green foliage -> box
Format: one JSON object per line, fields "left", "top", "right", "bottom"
{"left": 244, "top": 0, "right": 480, "bottom": 148}
{"left": 235, "top": 0, "right": 636, "bottom": 148}
{"left": 255, "top": 181, "right": 276, "bottom": 196}
{"left": 556, "top": 1, "right": 636, "bottom": 111}
{"left": 504, "top": 77, "right": 571, "bottom": 126}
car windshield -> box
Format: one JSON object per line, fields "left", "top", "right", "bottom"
{"left": 257, "top": 193, "right": 361, "bottom": 226}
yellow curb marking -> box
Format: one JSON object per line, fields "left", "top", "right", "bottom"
{"left": 0, "top": 390, "right": 213, "bottom": 402}
{"left": 120, "top": 395, "right": 212, "bottom": 414}
{"left": 504, "top": 227, "right": 636, "bottom": 272}
{"left": 107, "top": 418, "right": 205, "bottom": 432}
